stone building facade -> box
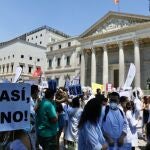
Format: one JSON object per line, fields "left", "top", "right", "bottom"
{"left": 46, "top": 11, "right": 150, "bottom": 90}
{"left": 0, "top": 26, "right": 69, "bottom": 81}
{"left": 79, "top": 11, "right": 150, "bottom": 90}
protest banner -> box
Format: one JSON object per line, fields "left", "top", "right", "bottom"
{"left": 123, "top": 63, "right": 136, "bottom": 90}
{"left": 68, "top": 84, "right": 82, "bottom": 96}
{"left": 92, "top": 82, "right": 103, "bottom": 94}
{"left": 12, "top": 66, "right": 22, "bottom": 83}
{"left": 0, "top": 83, "right": 31, "bottom": 132}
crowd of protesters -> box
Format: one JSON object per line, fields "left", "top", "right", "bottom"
{"left": 0, "top": 84, "right": 150, "bottom": 150}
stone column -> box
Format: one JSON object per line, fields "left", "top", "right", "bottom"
{"left": 52, "top": 56, "right": 56, "bottom": 69}
{"left": 134, "top": 39, "right": 141, "bottom": 87}
{"left": 119, "top": 42, "right": 125, "bottom": 87}
{"left": 103, "top": 45, "right": 108, "bottom": 90}
{"left": 91, "top": 48, "right": 96, "bottom": 84}
{"left": 80, "top": 49, "right": 85, "bottom": 86}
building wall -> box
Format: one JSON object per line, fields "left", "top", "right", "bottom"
{"left": 0, "top": 41, "right": 46, "bottom": 81}
{"left": 140, "top": 43, "right": 150, "bottom": 89}
{"left": 26, "top": 29, "right": 66, "bottom": 47}
{"left": 46, "top": 38, "right": 81, "bottom": 87}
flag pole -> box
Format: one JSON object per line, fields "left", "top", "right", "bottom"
{"left": 149, "top": 0, "right": 150, "bottom": 12}
{"left": 117, "top": 2, "right": 120, "bottom": 12}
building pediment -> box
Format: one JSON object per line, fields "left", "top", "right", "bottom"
{"left": 80, "top": 11, "right": 150, "bottom": 38}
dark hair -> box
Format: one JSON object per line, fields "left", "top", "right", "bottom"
{"left": 78, "top": 98, "right": 102, "bottom": 128}
{"left": 31, "top": 85, "right": 39, "bottom": 95}
{"left": 109, "top": 92, "right": 120, "bottom": 103}
{"left": 143, "top": 96, "right": 149, "bottom": 104}
{"left": 126, "top": 101, "right": 132, "bottom": 110}
{"left": 109, "top": 92, "right": 120, "bottom": 99}
{"left": 96, "top": 88, "right": 101, "bottom": 93}
{"left": 130, "top": 100, "right": 135, "bottom": 114}
{"left": 120, "top": 96, "right": 128, "bottom": 104}
{"left": 45, "top": 88, "right": 54, "bottom": 99}
{"left": 133, "top": 90, "right": 140, "bottom": 99}
{"left": 72, "top": 97, "right": 80, "bottom": 108}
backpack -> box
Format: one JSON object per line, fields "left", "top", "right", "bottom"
{"left": 103, "top": 105, "right": 124, "bottom": 122}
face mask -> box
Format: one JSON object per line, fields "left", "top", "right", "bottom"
{"left": 110, "top": 102, "right": 118, "bottom": 110}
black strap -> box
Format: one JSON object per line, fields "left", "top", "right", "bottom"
{"left": 103, "top": 105, "right": 109, "bottom": 122}
{"left": 103, "top": 105, "right": 124, "bottom": 122}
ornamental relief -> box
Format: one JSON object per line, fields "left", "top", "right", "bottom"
{"left": 93, "top": 18, "right": 141, "bottom": 35}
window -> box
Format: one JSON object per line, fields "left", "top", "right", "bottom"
{"left": 20, "top": 65, "right": 23, "bottom": 69}
{"left": 32, "top": 37, "right": 33, "bottom": 40}
{"left": 40, "top": 34, "right": 42, "bottom": 37}
{"left": 68, "top": 42, "right": 71, "bottom": 47}
{"left": 51, "top": 38, "right": 55, "bottom": 42}
{"left": 7, "top": 65, "right": 9, "bottom": 73}
{"left": 66, "top": 56, "right": 70, "bottom": 66}
{"left": 58, "top": 45, "right": 61, "bottom": 49}
{"left": 3, "top": 66, "right": 5, "bottom": 73}
{"left": 21, "top": 55, "right": 24, "bottom": 58}
{"left": 12, "top": 55, "right": 14, "bottom": 58}
{"left": 48, "top": 59, "right": 52, "bottom": 68}
{"left": 37, "top": 58, "right": 40, "bottom": 62}
{"left": 40, "top": 41, "right": 42, "bottom": 44}
{"left": 79, "top": 54, "right": 82, "bottom": 64}
{"left": 11, "top": 64, "right": 14, "bottom": 72}
{"left": 28, "top": 39, "right": 29, "bottom": 41}
{"left": 29, "top": 57, "right": 32, "bottom": 60}
{"left": 8, "top": 56, "right": 10, "bottom": 59}
{"left": 4, "top": 57, "right": 5, "bottom": 60}
{"left": 36, "top": 36, "right": 38, "bottom": 38}
{"left": 50, "top": 47, "right": 53, "bottom": 51}
{"left": 55, "top": 77, "right": 59, "bottom": 86}
{"left": 57, "top": 58, "right": 61, "bottom": 67}
{"left": 28, "top": 66, "right": 32, "bottom": 73}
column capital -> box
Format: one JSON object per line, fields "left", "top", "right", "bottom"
{"left": 133, "top": 38, "right": 139, "bottom": 45}
{"left": 91, "top": 47, "right": 96, "bottom": 53}
{"left": 81, "top": 48, "right": 86, "bottom": 55}
{"left": 117, "top": 41, "right": 123, "bottom": 49}
{"left": 102, "top": 45, "right": 107, "bottom": 51}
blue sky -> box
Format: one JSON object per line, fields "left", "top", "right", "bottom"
{"left": 0, "top": 0, "right": 149, "bottom": 42}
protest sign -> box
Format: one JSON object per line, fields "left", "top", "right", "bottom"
{"left": 12, "top": 67, "right": 22, "bottom": 83}
{"left": 0, "top": 83, "right": 31, "bottom": 132}
{"left": 123, "top": 63, "right": 136, "bottom": 90}
{"left": 68, "top": 84, "right": 82, "bottom": 96}
{"left": 92, "top": 82, "right": 103, "bottom": 94}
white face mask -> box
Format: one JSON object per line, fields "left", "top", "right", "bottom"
{"left": 110, "top": 102, "right": 118, "bottom": 110}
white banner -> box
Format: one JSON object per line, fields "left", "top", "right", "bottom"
{"left": 0, "top": 83, "right": 31, "bottom": 131}
{"left": 13, "top": 67, "right": 22, "bottom": 83}
{"left": 123, "top": 63, "right": 136, "bottom": 90}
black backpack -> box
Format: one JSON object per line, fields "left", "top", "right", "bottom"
{"left": 103, "top": 105, "right": 124, "bottom": 122}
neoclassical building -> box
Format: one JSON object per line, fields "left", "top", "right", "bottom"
{"left": 46, "top": 11, "right": 150, "bottom": 90}
{"left": 0, "top": 26, "right": 69, "bottom": 81}
{"left": 45, "top": 37, "right": 81, "bottom": 87}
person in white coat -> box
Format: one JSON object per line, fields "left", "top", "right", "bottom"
{"left": 126, "top": 101, "right": 141, "bottom": 150}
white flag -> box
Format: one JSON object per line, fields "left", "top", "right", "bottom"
{"left": 123, "top": 63, "right": 136, "bottom": 90}
{"left": 13, "top": 67, "right": 22, "bottom": 83}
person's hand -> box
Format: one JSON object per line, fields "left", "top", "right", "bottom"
{"left": 118, "top": 136, "right": 124, "bottom": 147}
{"left": 107, "top": 138, "right": 114, "bottom": 147}
{"left": 102, "top": 143, "right": 108, "bottom": 150}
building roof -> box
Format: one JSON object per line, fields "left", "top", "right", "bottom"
{"left": 80, "top": 11, "right": 150, "bottom": 38}
{"left": 26, "top": 25, "right": 70, "bottom": 38}
{"left": 0, "top": 25, "right": 70, "bottom": 47}
{"left": 0, "top": 38, "right": 46, "bottom": 50}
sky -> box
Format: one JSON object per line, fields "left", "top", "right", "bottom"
{"left": 0, "top": 0, "right": 149, "bottom": 42}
